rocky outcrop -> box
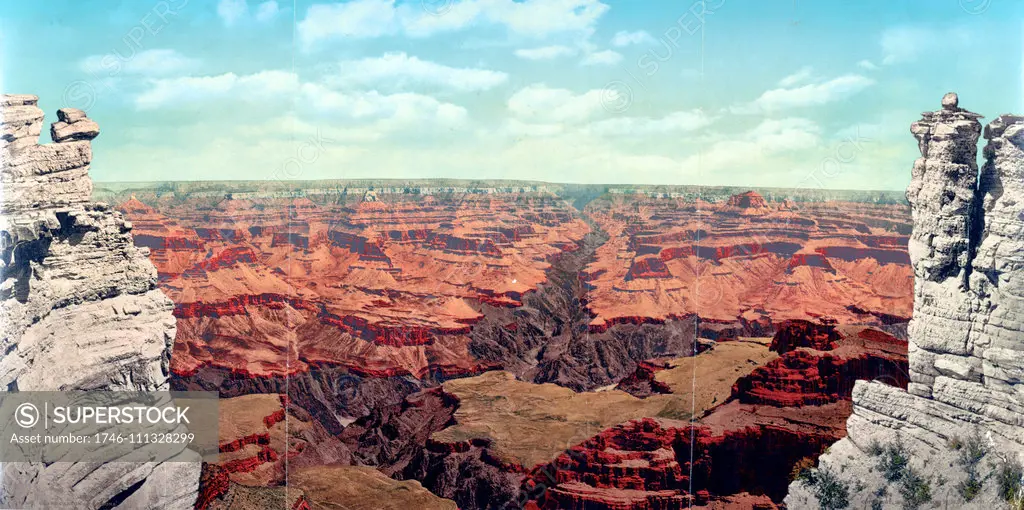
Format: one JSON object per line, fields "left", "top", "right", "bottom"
{"left": 614, "top": 360, "right": 673, "bottom": 398}
{"left": 726, "top": 190, "right": 770, "bottom": 209}
{"left": 0, "top": 95, "right": 199, "bottom": 508}
{"left": 769, "top": 319, "right": 841, "bottom": 353}
{"left": 521, "top": 325, "right": 906, "bottom": 508}
{"left": 786, "top": 94, "right": 1024, "bottom": 509}
{"left": 735, "top": 326, "right": 908, "bottom": 407}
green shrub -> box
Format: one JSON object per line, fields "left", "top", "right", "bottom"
{"left": 953, "top": 429, "right": 988, "bottom": 501}
{"left": 998, "top": 457, "right": 1024, "bottom": 508}
{"left": 958, "top": 430, "right": 987, "bottom": 468}
{"left": 808, "top": 467, "right": 850, "bottom": 510}
{"left": 878, "top": 438, "right": 909, "bottom": 482}
{"left": 898, "top": 466, "right": 932, "bottom": 510}
{"left": 957, "top": 474, "right": 983, "bottom": 501}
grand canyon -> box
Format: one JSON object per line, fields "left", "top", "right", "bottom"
{"left": 5, "top": 87, "right": 1022, "bottom": 509}
{"left": 96, "top": 179, "right": 916, "bottom": 508}
{"left": 8, "top": 1, "right": 1024, "bottom": 507}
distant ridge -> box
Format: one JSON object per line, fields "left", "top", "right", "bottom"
{"left": 93, "top": 178, "right": 909, "bottom": 206}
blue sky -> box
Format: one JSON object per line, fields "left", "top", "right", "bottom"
{"left": 2, "top": 0, "right": 1021, "bottom": 189}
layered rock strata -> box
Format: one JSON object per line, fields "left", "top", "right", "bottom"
{"left": 582, "top": 190, "right": 913, "bottom": 336}
{"left": 0, "top": 95, "right": 199, "bottom": 508}
{"left": 786, "top": 94, "right": 1024, "bottom": 508}
{"left": 526, "top": 324, "right": 907, "bottom": 509}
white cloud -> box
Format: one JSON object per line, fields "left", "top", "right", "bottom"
{"left": 217, "top": 0, "right": 248, "bottom": 26}
{"left": 135, "top": 70, "right": 299, "bottom": 109}
{"left": 732, "top": 74, "right": 875, "bottom": 114}
{"left": 507, "top": 84, "right": 608, "bottom": 123}
{"left": 500, "top": 119, "right": 567, "bottom": 138}
{"left": 298, "top": 0, "right": 610, "bottom": 50}
{"left": 134, "top": 69, "right": 468, "bottom": 132}
{"left": 514, "top": 45, "right": 577, "bottom": 60}
{"left": 79, "top": 49, "right": 198, "bottom": 77}
{"left": 584, "top": 110, "right": 712, "bottom": 136}
{"left": 580, "top": 49, "right": 622, "bottom": 66}
{"left": 255, "top": 1, "right": 280, "bottom": 22}
{"left": 332, "top": 52, "right": 507, "bottom": 92}
{"left": 218, "top": 0, "right": 279, "bottom": 26}
{"left": 681, "top": 118, "right": 820, "bottom": 172}
{"left": 298, "top": 0, "right": 397, "bottom": 43}
{"left": 301, "top": 83, "right": 468, "bottom": 126}
{"left": 777, "top": 66, "right": 813, "bottom": 87}
{"left": 880, "top": 26, "right": 970, "bottom": 65}
{"left": 611, "top": 30, "right": 654, "bottom": 47}
{"left": 857, "top": 59, "right": 878, "bottom": 71}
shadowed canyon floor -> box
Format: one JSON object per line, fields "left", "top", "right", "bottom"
{"left": 107, "top": 183, "right": 913, "bottom": 509}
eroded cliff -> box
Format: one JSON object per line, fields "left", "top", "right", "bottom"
{"left": 786, "top": 93, "right": 1024, "bottom": 509}
{"left": 0, "top": 95, "right": 200, "bottom": 509}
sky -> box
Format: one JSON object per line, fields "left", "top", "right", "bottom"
{"left": 1, "top": 0, "right": 1022, "bottom": 189}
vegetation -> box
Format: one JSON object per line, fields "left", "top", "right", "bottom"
{"left": 958, "top": 473, "right": 983, "bottom": 501}
{"left": 799, "top": 466, "right": 850, "bottom": 510}
{"left": 867, "top": 439, "right": 884, "bottom": 457}
{"left": 998, "top": 457, "right": 1024, "bottom": 510}
{"left": 958, "top": 430, "right": 988, "bottom": 466}
{"left": 954, "top": 429, "right": 988, "bottom": 502}
{"left": 871, "top": 438, "right": 934, "bottom": 510}
{"left": 878, "top": 438, "right": 909, "bottom": 482}
{"left": 791, "top": 456, "right": 817, "bottom": 483}
{"left": 897, "top": 466, "right": 932, "bottom": 510}
{"left": 947, "top": 436, "right": 963, "bottom": 451}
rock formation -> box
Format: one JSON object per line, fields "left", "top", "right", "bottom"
{"left": 582, "top": 191, "right": 913, "bottom": 337}
{"left": 786, "top": 94, "right": 1024, "bottom": 508}
{"left": 726, "top": 190, "right": 770, "bottom": 209}
{"left": 0, "top": 95, "right": 199, "bottom": 508}
{"left": 524, "top": 325, "right": 907, "bottom": 509}
{"left": 331, "top": 324, "right": 904, "bottom": 509}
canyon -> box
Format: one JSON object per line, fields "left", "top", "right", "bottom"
{"left": 100, "top": 179, "right": 918, "bottom": 508}
{"left": 0, "top": 94, "right": 920, "bottom": 508}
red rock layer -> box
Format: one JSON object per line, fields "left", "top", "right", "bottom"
{"left": 524, "top": 323, "right": 908, "bottom": 507}
{"left": 118, "top": 193, "right": 590, "bottom": 380}
{"left": 583, "top": 192, "right": 913, "bottom": 333}
{"left": 209, "top": 393, "right": 348, "bottom": 490}
{"left": 116, "top": 196, "right": 207, "bottom": 278}
{"left": 219, "top": 432, "right": 270, "bottom": 454}
{"left": 733, "top": 349, "right": 909, "bottom": 407}
{"left": 726, "top": 190, "right": 769, "bottom": 209}
{"left": 292, "top": 496, "right": 312, "bottom": 510}
{"left": 526, "top": 417, "right": 830, "bottom": 509}
{"left": 768, "top": 319, "right": 841, "bottom": 353}
{"left": 194, "top": 464, "right": 230, "bottom": 510}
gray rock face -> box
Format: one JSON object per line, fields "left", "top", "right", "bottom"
{"left": 0, "top": 95, "right": 199, "bottom": 508}
{"left": 786, "top": 95, "right": 1024, "bottom": 509}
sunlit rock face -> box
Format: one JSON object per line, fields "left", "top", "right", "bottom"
{"left": 786, "top": 94, "right": 1024, "bottom": 510}
{"left": 582, "top": 190, "right": 913, "bottom": 336}
{"left": 0, "top": 95, "right": 199, "bottom": 509}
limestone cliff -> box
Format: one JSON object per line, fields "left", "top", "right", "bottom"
{"left": 786, "top": 93, "right": 1024, "bottom": 509}
{"left": 0, "top": 95, "right": 200, "bottom": 508}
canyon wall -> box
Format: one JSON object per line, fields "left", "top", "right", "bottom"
{"left": 0, "top": 95, "right": 200, "bottom": 508}
{"left": 786, "top": 94, "right": 1024, "bottom": 508}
